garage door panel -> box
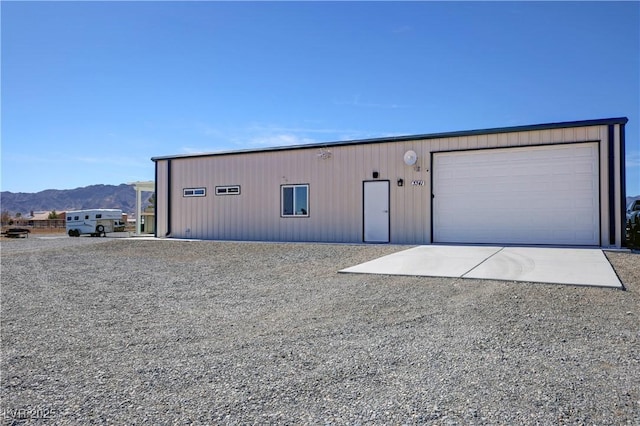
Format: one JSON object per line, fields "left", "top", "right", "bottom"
{"left": 433, "top": 143, "right": 599, "bottom": 246}
{"left": 574, "top": 197, "right": 596, "bottom": 209}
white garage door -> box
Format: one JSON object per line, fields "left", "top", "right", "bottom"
{"left": 433, "top": 143, "right": 600, "bottom": 245}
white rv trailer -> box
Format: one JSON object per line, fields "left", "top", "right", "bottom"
{"left": 66, "top": 209, "right": 126, "bottom": 237}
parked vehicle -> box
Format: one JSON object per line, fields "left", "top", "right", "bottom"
{"left": 66, "top": 209, "right": 126, "bottom": 237}
{"left": 626, "top": 199, "right": 640, "bottom": 220}
{"left": 625, "top": 200, "right": 640, "bottom": 248}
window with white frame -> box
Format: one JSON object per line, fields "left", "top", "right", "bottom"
{"left": 281, "top": 184, "right": 309, "bottom": 217}
{"left": 216, "top": 185, "right": 241, "bottom": 195}
{"left": 183, "top": 187, "right": 206, "bottom": 197}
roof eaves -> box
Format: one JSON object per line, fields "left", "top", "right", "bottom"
{"left": 150, "top": 116, "right": 628, "bottom": 162}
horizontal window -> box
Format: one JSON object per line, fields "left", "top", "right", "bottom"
{"left": 216, "top": 185, "right": 241, "bottom": 195}
{"left": 183, "top": 187, "right": 206, "bottom": 197}
{"left": 282, "top": 184, "right": 309, "bottom": 217}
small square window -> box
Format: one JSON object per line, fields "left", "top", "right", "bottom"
{"left": 281, "top": 184, "right": 309, "bottom": 217}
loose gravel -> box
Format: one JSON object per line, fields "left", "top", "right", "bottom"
{"left": 1, "top": 235, "right": 639, "bottom": 424}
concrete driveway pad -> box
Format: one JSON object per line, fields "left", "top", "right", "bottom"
{"left": 340, "top": 245, "right": 501, "bottom": 278}
{"left": 340, "top": 245, "right": 623, "bottom": 289}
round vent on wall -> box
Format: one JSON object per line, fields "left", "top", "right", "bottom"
{"left": 403, "top": 150, "right": 418, "bottom": 166}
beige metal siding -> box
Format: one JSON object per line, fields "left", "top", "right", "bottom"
{"left": 155, "top": 123, "right": 623, "bottom": 246}
{"left": 613, "top": 124, "right": 623, "bottom": 248}
{"left": 155, "top": 160, "right": 169, "bottom": 237}
{"left": 598, "top": 125, "right": 610, "bottom": 247}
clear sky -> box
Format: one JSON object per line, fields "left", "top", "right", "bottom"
{"left": 2, "top": 1, "right": 639, "bottom": 195}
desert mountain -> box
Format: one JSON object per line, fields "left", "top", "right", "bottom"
{"left": 1, "top": 184, "right": 152, "bottom": 216}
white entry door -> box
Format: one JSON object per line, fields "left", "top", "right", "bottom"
{"left": 364, "top": 181, "right": 390, "bottom": 243}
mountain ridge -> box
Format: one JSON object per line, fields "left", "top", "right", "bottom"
{"left": 1, "top": 184, "right": 151, "bottom": 216}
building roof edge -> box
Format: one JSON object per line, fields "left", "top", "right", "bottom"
{"left": 151, "top": 116, "right": 629, "bottom": 162}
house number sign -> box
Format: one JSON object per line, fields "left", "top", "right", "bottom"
{"left": 411, "top": 180, "right": 425, "bottom": 186}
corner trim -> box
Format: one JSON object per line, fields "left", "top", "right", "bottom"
{"left": 620, "top": 123, "right": 627, "bottom": 247}
{"left": 166, "top": 160, "right": 172, "bottom": 237}
{"left": 608, "top": 125, "right": 616, "bottom": 246}
{"left": 154, "top": 162, "right": 158, "bottom": 237}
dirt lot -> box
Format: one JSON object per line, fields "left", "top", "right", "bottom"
{"left": 1, "top": 236, "right": 639, "bottom": 424}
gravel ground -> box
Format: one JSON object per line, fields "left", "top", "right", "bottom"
{"left": 1, "top": 235, "right": 639, "bottom": 425}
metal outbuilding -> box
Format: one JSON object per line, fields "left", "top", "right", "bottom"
{"left": 151, "top": 117, "right": 628, "bottom": 247}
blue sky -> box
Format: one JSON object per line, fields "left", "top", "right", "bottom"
{"left": 2, "top": 1, "right": 639, "bottom": 195}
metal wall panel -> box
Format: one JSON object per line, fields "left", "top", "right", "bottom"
{"left": 155, "top": 160, "right": 168, "bottom": 237}
{"left": 597, "top": 125, "right": 610, "bottom": 247}
{"left": 154, "top": 123, "right": 622, "bottom": 246}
